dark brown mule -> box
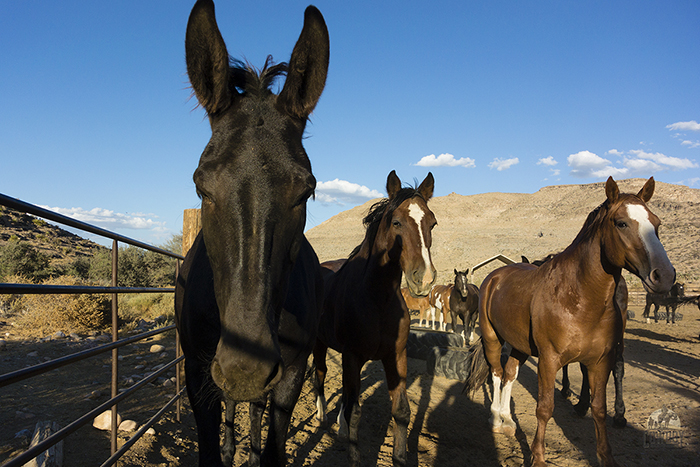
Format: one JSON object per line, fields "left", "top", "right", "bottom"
{"left": 401, "top": 287, "right": 433, "bottom": 328}
{"left": 175, "top": 1, "right": 328, "bottom": 465}
{"left": 465, "top": 177, "right": 675, "bottom": 467}
{"left": 313, "top": 171, "right": 437, "bottom": 466}
{"left": 449, "top": 269, "right": 480, "bottom": 344}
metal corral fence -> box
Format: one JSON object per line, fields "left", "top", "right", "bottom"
{"left": 0, "top": 193, "right": 185, "bottom": 467}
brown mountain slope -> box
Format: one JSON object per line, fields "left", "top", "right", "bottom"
{"left": 306, "top": 178, "right": 700, "bottom": 290}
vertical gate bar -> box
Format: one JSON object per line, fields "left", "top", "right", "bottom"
{"left": 111, "top": 240, "right": 119, "bottom": 456}
{"left": 175, "top": 259, "right": 182, "bottom": 422}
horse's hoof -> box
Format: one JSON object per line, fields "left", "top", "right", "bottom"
{"left": 613, "top": 415, "right": 627, "bottom": 428}
{"left": 492, "top": 424, "right": 516, "bottom": 437}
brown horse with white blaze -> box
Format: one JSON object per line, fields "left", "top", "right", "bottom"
{"left": 465, "top": 177, "right": 675, "bottom": 467}
{"left": 313, "top": 171, "right": 437, "bottom": 466}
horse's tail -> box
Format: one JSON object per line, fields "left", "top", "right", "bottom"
{"left": 463, "top": 337, "right": 490, "bottom": 396}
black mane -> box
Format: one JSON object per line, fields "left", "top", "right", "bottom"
{"left": 229, "top": 56, "right": 288, "bottom": 96}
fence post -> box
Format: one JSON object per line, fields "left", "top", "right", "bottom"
{"left": 111, "top": 240, "right": 119, "bottom": 455}
{"left": 182, "top": 209, "right": 201, "bottom": 256}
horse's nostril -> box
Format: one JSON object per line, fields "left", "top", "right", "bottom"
{"left": 264, "top": 362, "right": 282, "bottom": 389}
{"left": 650, "top": 268, "right": 660, "bottom": 283}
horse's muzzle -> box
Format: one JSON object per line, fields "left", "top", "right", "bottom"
{"left": 211, "top": 353, "right": 284, "bottom": 401}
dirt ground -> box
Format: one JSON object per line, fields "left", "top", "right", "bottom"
{"left": 1, "top": 302, "right": 699, "bottom": 467}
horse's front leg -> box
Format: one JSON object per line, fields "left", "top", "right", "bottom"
{"left": 382, "top": 350, "right": 410, "bottom": 466}
{"left": 574, "top": 363, "right": 591, "bottom": 417}
{"left": 222, "top": 398, "right": 236, "bottom": 466}
{"left": 339, "top": 353, "right": 363, "bottom": 467}
{"left": 312, "top": 340, "right": 329, "bottom": 425}
{"left": 612, "top": 340, "right": 627, "bottom": 428}
{"left": 560, "top": 364, "right": 571, "bottom": 399}
{"left": 249, "top": 397, "right": 266, "bottom": 467}
{"left": 263, "top": 361, "right": 309, "bottom": 466}
{"left": 587, "top": 358, "right": 621, "bottom": 467}
{"left": 530, "top": 356, "right": 558, "bottom": 467}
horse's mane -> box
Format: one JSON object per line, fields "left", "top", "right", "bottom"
{"left": 230, "top": 56, "right": 288, "bottom": 96}
{"left": 347, "top": 185, "right": 428, "bottom": 260}
{"left": 569, "top": 192, "right": 641, "bottom": 247}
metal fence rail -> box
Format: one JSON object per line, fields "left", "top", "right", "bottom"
{"left": 0, "top": 193, "right": 186, "bottom": 467}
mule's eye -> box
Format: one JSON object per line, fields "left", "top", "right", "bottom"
{"left": 616, "top": 220, "right": 627, "bottom": 229}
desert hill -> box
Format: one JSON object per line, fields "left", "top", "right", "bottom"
{"left": 306, "top": 178, "right": 700, "bottom": 292}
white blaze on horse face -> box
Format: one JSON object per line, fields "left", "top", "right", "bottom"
{"left": 626, "top": 204, "right": 674, "bottom": 286}
{"left": 408, "top": 201, "right": 432, "bottom": 284}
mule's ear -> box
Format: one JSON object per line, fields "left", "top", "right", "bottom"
{"left": 278, "top": 6, "right": 330, "bottom": 119}
{"left": 605, "top": 176, "right": 619, "bottom": 203}
{"left": 186, "top": 0, "right": 235, "bottom": 116}
{"left": 418, "top": 172, "right": 435, "bottom": 201}
{"left": 386, "top": 170, "right": 401, "bottom": 199}
{"left": 637, "top": 176, "right": 655, "bottom": 203}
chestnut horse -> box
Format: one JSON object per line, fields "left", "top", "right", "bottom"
{"left": 466, "top": 177, "right": 675, "bottom": 467}
{"left": 313, "top": 171, "right": 437, "bottom": 466}
{"left": 401, "top": 287, "right": 433, "bottom": 328}
{"left": 428, "top": 284, "right": 452, "bottom": 331}
{"left": 175, "top": 1, "right": 328, "bottom": 465}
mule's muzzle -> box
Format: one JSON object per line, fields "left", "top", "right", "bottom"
{"left": 211, "top": 352, "right": 284, "bottom": 401}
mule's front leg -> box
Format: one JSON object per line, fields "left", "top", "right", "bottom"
{"left": 222, "top": 399, "right": 236, "bottom": 466}
{"left": 340, "top": 354, "right": 363, "bottom": 467}
{"left": 312, "top": 341, "right": 329, "bottom": 425}
{"left": 249, "top": 398, "right": 266, "bottom": 467}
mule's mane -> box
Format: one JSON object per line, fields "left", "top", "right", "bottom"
{"left": 347, "top": 186, "right": 428, "bottom": 260}
{"left": 230, "top": 56, "right": 288, "bottom": 96}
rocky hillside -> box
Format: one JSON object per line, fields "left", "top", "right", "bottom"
{"left": 306, "top": 178, "right": 700, "bottom": 293}
{"left": 0, "top": 206, "right": 106, "bottom": 270}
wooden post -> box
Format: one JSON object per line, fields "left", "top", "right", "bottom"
{"left": 23, "top": 421, "right": 63, "bottom": 467}
{"left": 182, "top": 209, "right": 202, "bottom": 257}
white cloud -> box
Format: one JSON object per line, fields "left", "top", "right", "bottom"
{"left": 488, "top": 157, "right": 519, "bottom": 171}
{"left": 315, "top": 179, "right": 383, "bottom": 206}
{"left": 681, "top": 140, "right": 700, "bottom": 148}
{"left": 666, "top": 120, "right": 700, "bottom": 132}
{"left": 40, "top": 206, "right": 165, "bottom": 231}
{"left": 550, "top": 169, "right": 561, "bottom": 176}
{"left": 627, "top": 149, "right": 698, "bottom": 170}
{"left": 606, "top": 149, "right": 623, "bottom": 156}
{"left": 537, "top": 156, "right": 557, "bottom": 166}
{"left": 415, "top": 153, "right": 476, "bottom": 168}
{"left": 567, "top": 149, "right": 698, "bottom": 179}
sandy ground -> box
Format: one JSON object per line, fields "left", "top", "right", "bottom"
{"left": 2, "top": 301, "right": 699, "bottom": 467}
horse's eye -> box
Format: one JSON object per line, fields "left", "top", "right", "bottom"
{"left": 392, "top": 220, "right": 401, "bottom": 228}
{"left": 616, "top": 220, "right": 627, "bottom": 229}
{"left": 431, "top": 221, "right": 437, "bottom": 230}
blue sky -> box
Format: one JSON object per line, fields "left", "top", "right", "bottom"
{"left": 2, "top": 1, "right": 699, "bottom": 248}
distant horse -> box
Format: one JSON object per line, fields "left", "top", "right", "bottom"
{"left": 522, "top": 255, "right": 628, "bottom": 427}
{"left": 449, "top": 269, "right": 479, "bottom": 344}
{"left": 401, "top": 287, "right": 433, "bottom": 328}
{"left": 643, "top": 282, "right": 685, "bottom": 324}
{"left": 313, "top": 171, "right": 437, "bottom": 466}
{"left": 465, "top": 177, "right": 675, "bottom": 467}
{"left": 428, "top": 284, "right": 452, "bottom": 331}
{"left": 175, "top": 1, "right": 328, "bottom": 466}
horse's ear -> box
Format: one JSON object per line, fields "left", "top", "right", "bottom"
{"left": 522, "top": 256, "right": 530, "bottom": 263}
{"left": 386, "top": 170, "right": 401, "bottom": 199}
{"left": 278, "top": 6, "right": 330, "bottom": 119}
{"left": 637, "top": 177, "right": 655, "bottom": 203}
{"left": 418, "top": 172, "right": 434, "bottom": 201}
{"left": 605, "top": 176, "right": 619, "bottom": 203}
{"left": 186, "top": 0, "right": 235, "bottom": 116}
{"left": 465, "top": 268, "right": 470, "bottom": 275}
{"left": 454, "top": 268, "right": 458, "bottom": 276}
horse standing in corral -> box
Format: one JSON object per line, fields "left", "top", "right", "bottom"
{"left": 522, "top": 255, "right": 629, "bottom": 427}
{"left": 643, "top": 282, "right": 685, "bottom": 324}
{"left": 175, "top": 1, "right": 328, "bottom": 465}
{"left": 428, "top": 284, "right": 452, "bottom": 331}
{"left": 401, "top": 287, "right": 434, "bottom": 328}
{"left": 313, "top": 171, "right": 437, "bottom": 467}
{"left": 449, "top": 269, "right": 480, "bottom": 344}
{"left": 465, "top": 177, "right": 675, "bottom": 467}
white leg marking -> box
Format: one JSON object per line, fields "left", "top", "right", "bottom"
{"left": 499, "top": 366, "right": 519, "bottom": 436}
{"left": 316, "top": 394, "right": 327, "bottom": 423}
{"left": 490, "top": 373, "right": 503, "bottom": 429}
{"left": 337, "top": 401, "right": 348, "bottom": 440}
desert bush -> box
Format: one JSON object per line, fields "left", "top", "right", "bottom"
{"left": 0, "top": 241, "right": 53, "bottom": 282}
{"left": 14, "top": 276, "right": 111, "bottom": 334}
{"left": 119, "top": 293, "right": 174, "bottom": 324}
{"left": 0, "top": 274, "right": 31, "bottom": 317}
